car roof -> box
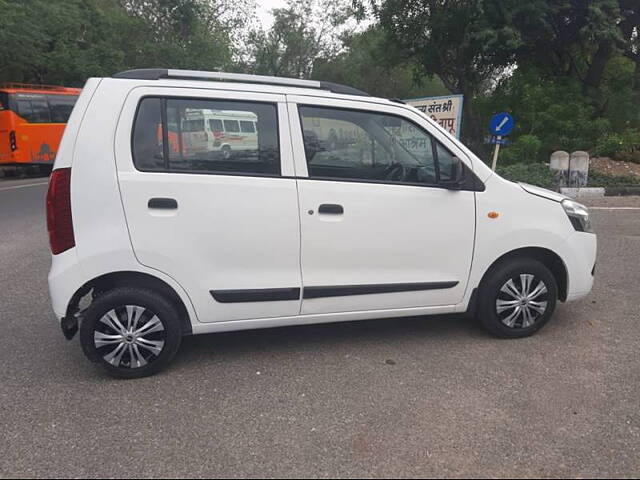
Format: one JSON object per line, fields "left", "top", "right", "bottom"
{"left": 109, "top": 69, "right": 400, "bottom": 108}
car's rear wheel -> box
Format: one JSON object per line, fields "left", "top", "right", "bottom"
{"left": 80, "top": 288, "right": 182, "bottom": 378}
{"left": 477, "top": 258, "right": 558, "bottom": 338}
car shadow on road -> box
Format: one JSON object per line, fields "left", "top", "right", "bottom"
{"left": 172, "top": 313, "right": 486, "bottom": 368}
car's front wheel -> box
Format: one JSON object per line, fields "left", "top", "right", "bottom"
{"left": 80, "top": 288, "right": 182, "bottom": 378}
{"left": 477, "top": 258, "right": 558, "bottom": 338}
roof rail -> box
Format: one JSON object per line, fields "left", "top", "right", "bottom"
{"left": 113, "top": 69, "right": 370, "bottom": 97}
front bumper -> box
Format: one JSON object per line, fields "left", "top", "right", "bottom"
{"left": 559, "top": 231, "right": 597, "bottom": 301}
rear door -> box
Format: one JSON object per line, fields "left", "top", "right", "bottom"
{"left": 288, "top": 96, "right": 477, "bottom": 315}
{"left": 115, "top": 87, "right": 302, "bottom": 323}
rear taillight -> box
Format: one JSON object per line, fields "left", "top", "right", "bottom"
{"left": 9, "top": 130, "right": 17, "bottom": 151}
{"left": 46, "top": 168, "right": 75, "bottom": 255}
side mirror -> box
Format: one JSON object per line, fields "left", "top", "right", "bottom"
{"left": 439, "top": 157, "right": 466, "bottom": 189}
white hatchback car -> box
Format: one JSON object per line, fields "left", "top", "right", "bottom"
{"left": 46, "top": 69, "right": 597, "bottom": 378}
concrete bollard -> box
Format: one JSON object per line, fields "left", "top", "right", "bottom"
{"left": 550, "top": 151, "right": 570, "bottom": 187}
{"left": 569, "top": 151, "right": 589, "bottom": 188}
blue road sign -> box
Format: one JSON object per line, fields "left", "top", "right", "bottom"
{"left": 489, "top": 112, "right": 514, "bottom": 136}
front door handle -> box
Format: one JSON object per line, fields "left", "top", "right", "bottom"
{"left": 148, "top": 198, "right": 178, "bottom": 209}
{"left": 318, "top": 204, "right": 344, "bottom": 215}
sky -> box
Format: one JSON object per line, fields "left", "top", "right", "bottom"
{"left": 256, "top": 0, "right": 287, "bottom": 28}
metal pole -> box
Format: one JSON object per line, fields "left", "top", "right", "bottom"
{"left": 491, "top": 136, "right": 502, "bottom": 171}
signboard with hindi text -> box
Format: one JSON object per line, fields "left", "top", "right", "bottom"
{"left": 403, "top": 94, "right": 464, "bottom": 139}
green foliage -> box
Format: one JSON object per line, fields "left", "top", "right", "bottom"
{"left": 593, "top": 128, "right": 640, "bottom": 158}
{"left": 247, "top": 1, "right": 322, "bottom": 78}
{"left": 594, "top": 133, "right": 626, "bottom": 157}
{"left": 0, "top": 0, "right": 242, "bottom": 86}
{"left": 477, "top": 67, "right": 607, "bottom": 158}
{"left": 375, "top": 0, "right": 520, "bottom": 146}
{"left": 312, "top": 27, "right": 449, "bottom": 99}
{"left": 375, "top": 0, "right": 640, "bottom": 158}
{"left": 587, "top": 171, "right": 640, "bottom": 186}
{"left": 600, "top": 56, "right": 640, "bottom": 132}
{"left": 496, "top": 162, "right": 555, "bottom": 189}
{"left": 376, "top": 0, "right": 518, "bottom": 93}
{"left": 245, "top": 0, "right": 355, "bottom": 79}
{"left": 500, "top": 134, "right": 543, "bottom": 165}
{"left": 502, "top": 0, "right": 622, "bottom": 82}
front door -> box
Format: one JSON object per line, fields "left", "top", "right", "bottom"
{"left": 116, "top": 87, "right": 302, "bottom": 323}
{"left": 289, "top": 97, "right": 476, "bottom": 315}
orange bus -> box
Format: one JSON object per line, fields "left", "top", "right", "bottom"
{"left": 0, "top": 83, "right": 81, "bottom": 168}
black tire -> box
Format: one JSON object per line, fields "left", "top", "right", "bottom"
{"left": 80, "top": 288, "right": 182, "bottom": 379}
{"left": 221, "top": 145, "right": 231, "bottom": 159}
{"left": 477, "top": 258, "right": 558, "bottom": 338}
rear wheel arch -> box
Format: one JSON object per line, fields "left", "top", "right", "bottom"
{"left": 479, "top": 247, "right": 568, "bottom": 302}
{"left": 66, "top": 271, "right": 193, "bottom": 336}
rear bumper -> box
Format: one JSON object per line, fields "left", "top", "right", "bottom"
{"left": 48, "top": 247, "right": 85, "bottom": 320}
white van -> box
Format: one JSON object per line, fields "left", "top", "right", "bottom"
{"left": 177, "top": 109, "right": 258, "bottom": 160}
{"left": 46, "top": 69, "right": 597, "bottom": 378}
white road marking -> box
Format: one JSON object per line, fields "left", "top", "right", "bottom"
{"left": 589, "top": 207, "right": 640, "bottom": 210}
{"left": 0, "top": 181, "right": 48, "bottom": 192}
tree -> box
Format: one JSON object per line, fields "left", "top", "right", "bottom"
{"left": 0, "top": 0, "right": 244, "bottom": 86}
{"left": 312, "top": 27, "right": 449, "bottom": 98}
{"left": 502, "top": 0, "right": 622, "bottom": 101}
{"left": 0, "top": 0, "right": 134, "bottom": 85}
{"left": 375, "top": 0, "right": 519, "bottom": 148}
{"left": 245, "top": 0, "right": 351, "bottom": 78}
{"left": 618, "top": 0, "right": 640, "bottom": 95}
{"left": 120, "top": 0, "right": 255, "bottom": 65}
{"left": 496, "top": 0, "right": 640, "bottom": 145}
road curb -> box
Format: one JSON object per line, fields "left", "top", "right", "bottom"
{"left": 560, "top": 187, "right": 605, "bottom": 198}
{"left": 560, "top": 186, "right": 640, "bottom": 198}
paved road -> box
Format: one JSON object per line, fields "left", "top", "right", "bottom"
{"left": 1, "top": 179, "right": 639, "bottom": 478}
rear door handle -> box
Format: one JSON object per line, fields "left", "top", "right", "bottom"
{"left": 318, "top": 204, "right": 344, "bottom": 215}
{"left": 148, "top": 198, "right": 178, "bottom": 209}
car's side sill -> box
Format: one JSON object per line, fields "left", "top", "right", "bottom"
{"left": 191, "top": 302, "right": 462, "bottom": 334}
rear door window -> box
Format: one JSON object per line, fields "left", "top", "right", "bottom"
{"left": 132, "top": 97, "right": 280, "bottom": 176}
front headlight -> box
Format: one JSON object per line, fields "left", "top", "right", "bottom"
{"left": 562, "top": 199, "right": 593, "bottom": 233}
